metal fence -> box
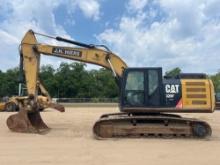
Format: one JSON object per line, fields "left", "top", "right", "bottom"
{"left": 56, "top": 98, "right": 118, "bottom": 103}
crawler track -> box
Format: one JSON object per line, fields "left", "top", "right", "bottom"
{"left": 93, "top": 113, "right": 212, "bottom": 139}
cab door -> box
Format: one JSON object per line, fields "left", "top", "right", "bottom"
{"left": 121, "top": 68, "right": 162, "bottom": 108}
{"left": 123, "top": 69, "right": 145, "bottom": 106}
{"left": 146, "top": 68, "right": 162, "bottom": 106}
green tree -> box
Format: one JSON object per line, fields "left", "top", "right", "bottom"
{"left": 0, "top": 68, "right": 19, "bottom": 97}
{"left": 210, "top": 72, "right": 220, "bottom": 93}
{"left": 55, "top": 62, "right": 89, "bottom": 98}
{"left": 165, "top": 67, "right": 181, "bottom": 77}
{"left": 39, "top": 65, "right": 58, "bottom": 97}
{"left": 0, "top": 62, "right": 119, "bottom": 99}
{"left": 91, "top": 68, "right": 118, "bottom": 98}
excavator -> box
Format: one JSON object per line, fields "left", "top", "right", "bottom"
{"left": 6, "top": 29, "right": 215, "bottom": 138}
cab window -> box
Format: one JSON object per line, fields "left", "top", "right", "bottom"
{"left": 148, "top": 70, "right": 159, "bottom": 96}
{"left": 124, "top": 71, "right": 144, "bottom": 106}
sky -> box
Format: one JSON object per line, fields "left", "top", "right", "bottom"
{"left": 0, "top": 0, "right": 220, "bottom": 74}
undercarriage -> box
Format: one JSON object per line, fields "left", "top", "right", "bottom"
{"left": 93, "top": 112, "right": 212, "bottom": 139}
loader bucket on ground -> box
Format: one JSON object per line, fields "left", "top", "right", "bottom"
{"left": 6, "top": 108, "right": 50, "bottom": 133}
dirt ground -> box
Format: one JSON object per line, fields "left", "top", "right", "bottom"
{"left": 1, "top": 107, "right": 220, "bottom": 165}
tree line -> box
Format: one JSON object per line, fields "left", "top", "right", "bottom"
{"left": 0, "top": 64, "right": 220, "bottom": 98}
{"left": 0, "top": 62, "right": 118, "bottom": 98}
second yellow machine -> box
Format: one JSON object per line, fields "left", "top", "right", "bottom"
{"left": 6, "top": 30, "right": 215, "bottom": 138}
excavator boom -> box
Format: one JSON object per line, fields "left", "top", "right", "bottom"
{"left": 21, "top": 30, "right": 127, "bottom": 96}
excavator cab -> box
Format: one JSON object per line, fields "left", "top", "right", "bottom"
{"left": 120, "top": 67, "right": 163, "bottom": 109}
{"left": 120, "top": 67, "right": 215, "bottom": 113}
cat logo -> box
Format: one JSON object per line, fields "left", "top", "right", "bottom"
{"left": 165, "top": 84, "right": 179, "bottom": 94}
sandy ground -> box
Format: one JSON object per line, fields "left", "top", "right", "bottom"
{"left": 1, "top": 107, "right": 220, "bottom": 165}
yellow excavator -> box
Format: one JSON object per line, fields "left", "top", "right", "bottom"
{"left": 6, "top": 29, "right": 215, "bottom": 138}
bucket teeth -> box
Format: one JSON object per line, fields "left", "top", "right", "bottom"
{"left": 6, "top": 107, "right": 50, "bottom": 133}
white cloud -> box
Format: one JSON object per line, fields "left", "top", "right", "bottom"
{"left": 0, "top": 30, "right": 19, "bottom": 44}
{"left": 0, "top": 0, "right": 102, "bottom": 71}
{"left": 0, "top": 29, "right": 20, "bottom": 70}
{"left": 0, "top": 0, "right": 68, "bottom": 71}
{"left": 98, "top": 0, "right": 220, "bottom": 74}
{"left": 127, "top": 0, "right": 149, "bottom": 12}
{"left": 68, "top": 0, "right": 101, "bottom": 21}
{"left": 1, "top": 0, "right": 220, "bottom": 74}
{"left": 77, "top": 0, "right": 100, "bottom": 21}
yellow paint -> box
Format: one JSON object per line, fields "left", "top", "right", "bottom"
{"left": 0, "top": 103, "right": 5, "bottom": 111}
{"left": 181, "top": 79, "right": 215, "bottom": 112}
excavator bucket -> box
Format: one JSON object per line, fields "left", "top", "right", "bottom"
{"left": 7, "top": 108, "right": 49, "bottom": 133}
{"left": 6, "top": 103, "right": 65, "bottom": 133}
